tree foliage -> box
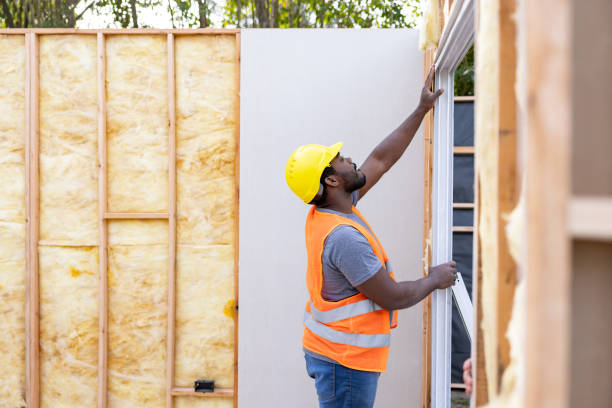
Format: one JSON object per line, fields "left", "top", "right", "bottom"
{"left": 454, "top": 45, "right": 474, "bottom": 96}
{"left": 0, "top": 0, "right": 97, "bottom": 27}
{"left": 221, "top": 0, "right": 422, "bottom": 28}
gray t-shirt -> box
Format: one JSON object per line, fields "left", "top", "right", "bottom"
{"left": 317, "top": 191, "right": 387, "bottom": 301}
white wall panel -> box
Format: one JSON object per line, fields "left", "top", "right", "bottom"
{"left": 239, "top": 29, "right": 424, "bottom": 408}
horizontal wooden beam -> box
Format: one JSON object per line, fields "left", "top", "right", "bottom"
{"left": 453, "top": 202, "right": 474, "bottom": 209}
{"left": 0, "top": 28, "right": 239, "bottom": 35}
{"left": 454, "top": 95, "right": 475, "bottom": 102}
{"left": 104, "top": 212, "right": 169, "bottom": 219}
{"left": 453, "top": 226, "right": 474, "bottom": 233}
{"left": 171, "top": 388, "right": 234, "bottom": 398}
{"left": 568, "top": 196, "right": 612, "bottom": 241}
{"left": 454, "top": 146, "right": 475, "bottom": 155}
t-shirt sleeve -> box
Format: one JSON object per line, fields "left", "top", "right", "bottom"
{"left": 324, "top": 225, "right": 382, "bottom": 287}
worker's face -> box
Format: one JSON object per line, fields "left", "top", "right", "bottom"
{"left": 329, "top": 153, "right": 366, "bottom": 193}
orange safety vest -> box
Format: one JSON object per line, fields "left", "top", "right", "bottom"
{"left": 302, "top": 205, "right": 398, "bottom": 373}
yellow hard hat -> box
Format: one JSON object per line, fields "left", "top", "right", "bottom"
{"left": 285, "top": 142, "right": 343, "bottom": 203}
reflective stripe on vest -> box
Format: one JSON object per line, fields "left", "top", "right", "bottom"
{"left": 310, "top": 300, "right": 383, "bottom": 324}
{"left": 304, "top": 311, "right": 391, "bottom": 348}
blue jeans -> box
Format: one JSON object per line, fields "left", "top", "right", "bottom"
{"left": 305, "top": 354, "right": 381, "bottom": 408}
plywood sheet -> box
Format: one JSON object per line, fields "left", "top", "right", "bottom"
{"left": 106, "top": 35, "right": 168, "bottom": 213}
{"left": 0, "top": 33, "right": 27, "bottom": 408}
{"left": 108, "top": 220, "right": 168, "bottom": 407}
{"left": 39, "top": 35, "right": 98, "bottom": 246}
{"left": 39, "top": 246, "right": 99, "bottom": 407}
{"left": 174, "top": 35, "right": 236, "bottom": 397}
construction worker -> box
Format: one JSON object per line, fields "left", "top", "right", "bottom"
{"left": 285, "top": 65, "right": 458, "bottom": 408}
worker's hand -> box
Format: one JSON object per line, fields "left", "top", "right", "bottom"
{"left": 419, "top": 64, "right": 444, "bottom": 112}
{"left": 428, "top": 261, "right": 457, "bottom": 289}
{"left": 463, "top": 357, "right": 473, "bottom": 395}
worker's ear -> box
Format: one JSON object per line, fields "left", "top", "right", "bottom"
{"left": 323, "top": 174, "right": 339, "bottom": 187}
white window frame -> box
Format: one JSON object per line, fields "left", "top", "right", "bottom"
{"left": 429, "top": 0, "right": 475, "bottom": 407}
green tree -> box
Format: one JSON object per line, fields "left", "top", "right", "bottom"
{"left": 97, "top": 0, "right": 162, "bottom": 28}
{"left": 454, "top": 45, "right": 474, "bottom": 96}
{"left": 0, "top": 0, "right": 97, "bottom": 27}
{"left": 221, "top": 0, "right": 422, "bottom": 28}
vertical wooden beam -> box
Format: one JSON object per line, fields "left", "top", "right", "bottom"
{"left": 420, "top": 48, "right": 434, "bottom": 408}
{"left": 523, "top": 0, "right": 571, "bottom": 407}
{"left": 495, "top": 0, "right": 518, "bottom": 387}
{"left": 25, "top": 31, "right": 40, "bottom": 408}
{"left": 97, "top": 32, "right": 109, "bottom": 408}
{"left": 166, "top": 32, "right": 177, "bottom": 408}
{"left": 232, "top": 30, "right": 241, "bottom": 408}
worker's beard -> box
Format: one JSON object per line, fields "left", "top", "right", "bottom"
{"left": 344, "top": 170, "right": 367, "bottom": 193}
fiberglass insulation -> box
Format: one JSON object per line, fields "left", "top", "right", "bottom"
{"left": 1, "top": 33, "right": 237, "bottom": 407}
{"left": 38, "top": 35, "right": 99, "bottom": 407}
{"left": 174, "top": 35, "right": 236, "bottom": 408}
{"left": 0, "top": 34, "right": 26, "bottom": 408}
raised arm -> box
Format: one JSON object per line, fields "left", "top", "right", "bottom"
{"left": 358, "top": 64, "right": 444, "bottom": 200}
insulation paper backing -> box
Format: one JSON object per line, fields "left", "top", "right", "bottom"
{"left": 0, "top": 34, "right": 26, "bottom": 408}
{"left": 108, "top": 220, "right": 168, "bottom": 407}
{"left": 174, "top": 35, "right": 237, "bottom": 406}
{"left": 106, "top": 35, "right": 169, "bottom": 213}
{"left": 38, "top": 35, "right": 100, "bottom": 408}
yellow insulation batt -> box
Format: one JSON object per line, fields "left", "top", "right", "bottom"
{"left": 174, "top": 35, "right": 237, "bottom": 407}
{"left": 39, "top": 35, "right": 99, "bottom": 246}
{"left": 1, "top": 32, "right": 237, "bottom": 407}
{"left": 106, "top": 35, "right": 168, "bottom": 213}
{"left": 108, "top": 220, "right": 168, "bottom": 407}
{"left": 0, "top": 34, "right": 26, "bottom": 408}
{"left": 419, "top": 0, "right": 442, "bottom": 51}
{"left": 38, "top": 35, "right": 99, "bottom": 408}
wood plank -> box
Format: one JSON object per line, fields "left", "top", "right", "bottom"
{"left": 523, "top": 0, "right": 572, "bottom": 406}
{"left": 453, "top": 226, "right": 474, "bottom": 233}
{"left": 0, "top": 28, "right": 240, "bottom": 35}
{"left": 171, "top": 388, "right": 234, "bottom": 398}
{"left": 25, "top": 31, "right": 41, "bottom": 408}
{"left": 568, "top": 197, "right": 612, "bottom": 240}
{"left": 232, "top": 31, "right": 241, "bottom": 408}
{"left": 166, "top": 32, "right": 177, "bottom": 408}
{"left": 453, "top": 202, "right": 474, "bottom": 209}
{"left": 495, "top": 0, "right": 519, "bottom": 391}
{"left": 97, "top": 32, "right": 109, "bottom": 408}
{"left": 420, "top": 48, "right": 435, "bottom": 408}
{"left": 104, "top": 212, "right": 169, "bottom": 219}
{"left": 454, "top": 95, "right": 475, "bottom": 102}
{"left": 454, "top": 146, "right": 474, "bottom": 155}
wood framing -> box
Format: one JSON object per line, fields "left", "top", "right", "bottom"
{"left": 0, "top": 28, "right": 240, "bottom": 35}
{"left": 166, "top": 32, "right": 177, "bottom": 408}
{"left": 97, "top": 32, "right": 109, "bottom": 408}
{"left": 104, "top": 212, "right": 169, "bottom": 219}
{"left": 25, "top": 31, "right": 40, "bottom": 408}
{"left": 171, "top": 387, "right": 234, "bottom": 397}
{"left": 522, "top": 0, "right": 572, "bottom": 406}
{"left": 421, "top": 48, "right": 435, "bottom": 408}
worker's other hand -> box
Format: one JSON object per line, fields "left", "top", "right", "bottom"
{"left": 419, "top": 64, "right": 444, "bottom": 112}
{"left": 463, "top": 357, "right": 473, "bottom": 395}
{"left": 428, "top": 261, "right": 457, "bottom": 289}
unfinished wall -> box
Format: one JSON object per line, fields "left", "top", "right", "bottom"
{"left": 240, "top": 29, "right": 425, "bottom": 408}
{"left": 38, "top": 34, "right": 99, "bottom": 407}
{"left": 1, "top": 31, "right": 237, "bottom": 408}
{"left": 0, "top": 34, "right": 26, "bottom": 408}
